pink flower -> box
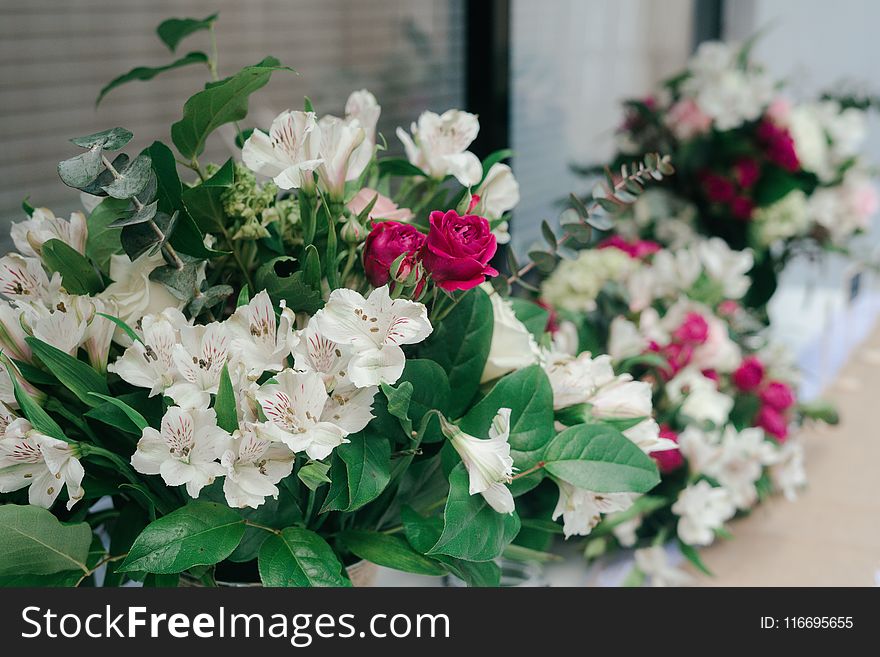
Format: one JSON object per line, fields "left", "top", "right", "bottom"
{"left": 701, "top": 369, "right": 719, "bottom": 382}
{"left": 347, "top": 188, "right": 414, "bottom": 222}
{"left": 733, "top": 158, "right": 760, "bottom": 189}
{"left": 766, "top": 97, "right": 792, "bottom": 124}
{"left": 672, "top": 312, "right": 710, "bottom": 345}
{"left": 701, "top": 172, "right": 736, "bottom": 203}
{"left": 362, "top": 220, "right": 426, "bottom": 287}
{"left": 851, "top": 181, "right": 879, "bottom": 221}
{"left": 730, "top": 196, "right": 755, "bottom": 221}
{"left": 757, "top": 120, "right": 799, "bottom": 172}
{"left": 651, "top": 425, "right": 684, "bottom": 474}
{"left": 755, "top": 405, "right": 789, "bottom": 442}
{"left": 732, "top": 355, "right": 765, "bottom": 392}
{"left": 536, "top": 299, "right": 559, "bottom": 334}
{"left": 598, "top": 235, "right": 661, "bottom": 259}
{"left": 718, "top": 300, "right": 740, "bottom": 317}
{"left": 666, "top": 98, "right": 712, "bottom": 140}
{"left": 421, "top": 210, "right": 499, "bottom": 292}
{"left": 759, "top": 380, "right": 795, "bottom": 411}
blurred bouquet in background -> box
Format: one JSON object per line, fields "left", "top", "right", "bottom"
{"left": 598, "top": 40, "right": 877, "bottom": 311}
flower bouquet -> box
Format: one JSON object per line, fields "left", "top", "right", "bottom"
{"left": 0, "top": 14, "right": 670, "bottom": 588}
{"left": 597, "top": 40, "right": 876, "bottom": 310}
{"left": 537, "top": 234, "right": 837, "bottom": 584}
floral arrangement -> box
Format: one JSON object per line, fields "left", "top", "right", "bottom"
{"left": 537, "top": 234, "right": 836, "bottom": 584}
{"left": 0, "top": 14, "right": 674, "bottom": 588}
{"left": 601, "top": 40, "right": 876, "bottom": 309}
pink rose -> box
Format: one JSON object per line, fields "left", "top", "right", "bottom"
{"left": 733, "top": 158, "right": 760, "bottom": 188}
{"left": 729, "top": 196, "right": 755, "bottom": 221}
{"left": 701, "top": 172, "right": 736, "bottom": 203}
{"left": 759, "top": 380, "right": 795, "bottom": 411}
{"left": 598, "top": 235, "right": 661, "bottom": 259}
{"left": 348, "top": 188, "right": 414, "bottom": 222}
{"left": 651, "top": 425, "right": 684, "bottom": 474}
{"left": 757, "top": 120, "right": 799, "bottom": 172}
{"left": 732, "top": 355, "right": 765, "bottom": 392}
{"left": 666, "top": 99, "right": 712, "bottom": 140}
{"left": 421, "top": 210, "right": 498, "bottom": 292}
{"left": 755, "top": 405, "right": 789, "bottom": 442}
{"left": 673, "top": 312, "right": 710, "bottom": 345}
{"left": 362, "top": 220, "right": 426, "bottom": 287}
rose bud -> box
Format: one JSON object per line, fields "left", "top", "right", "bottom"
{"left": 732, "top": 355, "right": 765, "bottom": 392}
{"left": 362, "top": 220, "right": 427, "bottom": 287}
{"left": 755, "top": 405, "right": 789, "bottom": 442}
{"left": 759, "top": 380, "right": 795, "bottom": 411}
{"left": 340, "top": 217, "right": 368, "bottom": 244}
{"left": 421, "top": 209, "right": 498, "bottom": 292}
{"left": 672, "top": 312, "right": 710, "bottom": 345}
{"left": 651, "top": 425, "right": 684, "bottom": 474}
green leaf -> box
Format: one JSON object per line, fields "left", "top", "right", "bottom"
{"left": 509, "top": 298, "right": 549, "bottom": 340}
{"left": 678, "top": 539, "right": 713, "bottom": 576}
{"left": 102, "top": 153, "right": 153, "bottom": 199}
{"left": 227, "top": 487, "right": 303, "bottom": 563}
{"left": 157, "top": 13, "right": 218, "bottom": 52}
{"left": 543, "top": 423, "right": 660, "bottom": 494}
{"left": 419, "top": 287, "right": 493, "bottom": 417}
{"left": 378, "top": 158, "right": 428, "bottom": 178}
{"left": 0, "top": 505, "right": 92, "bottom": 576}
{"left": 459, "top": 365, "right": 554, "bottom": 471}
{"left": 297, "top": 461, "right": 331, "bottom": 490}
{"left": 85, "top": 197, "right": 127, "bottom": 272}
{"left": 480, "top": 148, "right": 514, "bottom": 181}
{"left": 120, "top": 210, "right": 177, "bottom": 260}
{"left": 40, "top": 239, "right": 103, "bottom": 295}
{"left": 254, "top": 256, "right": 323, "bottom": 315}
{"left": 341, "top": 530, "right": 447, "bottom": 576}
{"left": 117, "top": 501, "right": 245, "bottom": 574}
{"left": 258, "top": 527, "right": 350, "bottom": 587}
{"left": 380, "top": 380, "right": 413, "bottom": 437}
{"left": 171, "top": 57, "right": 292, "bottom": 159}
{"left": 428, "top": 463, "right": 520, "bottom": 561}
{"left": 12, "top": 359, "right": 58, "bottom": 386}
{"left": 6, "top": 363, "right": 68, "bottom": 442}
{"left": 96, "top": 312, "right": 141, "bottom": 344}
{"left": 70, "top": 128, "right": 133, "bottom": 151}
{"left": 189, "top": 284, "right": 233, "bottom": 317}
{"left": 302, "top": 244, "right": 322, "bottom": 290}
{"left": 98, "top": 52, "right": 210, "bottom": 105}
{"left": 236, "top": 285, "right": 250, "bottom": 307}
{"left": 86, "top": 392, "right": 149, "bottom": 432}
{"left": 0, "top": 570, "right": 82, "bottom": 587}
{"left": 214, "top": 363, "right": 238, "bottom": 433}
{"left": 397, "top": 359, "right": 449, "bottom": 443}
{"left": 26, "top": 336, "right": 109, "bottom": 407}
{"left": 181, "top": 159, "right": 234, "bottom": 233}
{"left": 321, "top": 432, "right": 391, "bottom": 512}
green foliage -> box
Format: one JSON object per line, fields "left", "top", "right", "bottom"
{"left": 98, "top": 52, "right": 209, "bottom": 105}
{"left": 0, "top": 505, "right": 92, "bottom": 577}
{"left": 26, "top": 337, "right": 110, "bottom": 407}
{"left": 40, "top": 239, "right": 103, "bottom": 295}
{"left": 255, "top": 256, "right": 324, "bottom": 315}
{"left": 7, "top": 364, "right": 69, "bottom": 442}
{"left": 157, "top": 14, "right": 218, "bottom": 52}
{"left": 339, "top": 530, "right": 446, "bottom": 576}
{"left": 258, "top": 528, "right": 350, "bottom": 587}
{"left": 321, "top": 433, "right": 391, "bottom": 512}
{"left": 214, "top": 364, "right": 239, "bottom": 433}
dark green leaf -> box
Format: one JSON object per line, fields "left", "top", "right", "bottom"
{"left": 101, "top": 153, "right": 153, "bottom": 199}
{"left": 254, "top": 256, "right": 323, "bottom": 315}
{"left": 297, "top": 461, "right": 331, "bottom": 490}
{"left": 509, "top": 298, "right": 549, "bottom": 340}
{"left": 678, "top": 539, "right": 713, "bottom": 576}
{"left": 321, "top": 432, "right": 391, "bottom": 512}
{"left": 26, "top": 336, "right": 109, "bottom": 407}
{"left": 86, "top": 393, "right": 149, "bottom": 434}
{"left": 227, "top": 486, "right": 303, "bottom": 563}
{"left": 157, "top": 13, "right": 218, "bottom": 52}
{"left": 117, "top": 501, "right": 245, "bottom": 574}
{"left": 214, "top": 363, "right": 238, "bottom": 433}
{"left": 98, "top": 52, "right": 209, "bottom": 105}
{"left": 378, "top": 157, "right": 428, "bottom": 178}
{"left": 109, "top": 200, "right": 157, "bottom": 227}
{"left": 0, "top": 505, "right": 91, "bottom": 576}
{"left": 6, "top": 363, "right": 69, "bottom": 442}
{"left": 171, "top": 57, "right": 292, "bottom": 159}
{"left": 258, "top": 527, "right": 350, "bottom": 587}
{"left": 340, "top": 530, "right": 446, "bottom": 576}
{"left": 40, "top": 239, "right": 103, "bottom": 294}
{"left": 85, "top": 197, "right": 127, "bottom": 272}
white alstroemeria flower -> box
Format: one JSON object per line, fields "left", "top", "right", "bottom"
{"left": 668, "top": 368, "right": 733, "bottom": 427}
{"left": 0, "top": 417, "right": 85, "bottom": 510}
{"left": 0, "top": 254, "right": 60, "bottom": 302}
{"left": 441, "top": 408, "right": 515, "bottom": 514}
{"left": 542, "top": 351, "right": 616, "bottom": 410}
{"left": 396, "top": 109, "right": 482, "bottom": 187}
{"left": 649, "top": 248, "right": 701, "bottom": 300}
{"left": 608, "top": 316, "right": 648, "bottom": 363}
{"left": 623, "top": 419, "right": 677, "bottom": 454}
{"left": 611, "top": 515, "right": 642, "bottom": 547}
{"left": 255, "top": 368, "right": 348, "bottom": 461}
{"left": 696, "top": 238, "right": 753, "bottom": 300}
{"left": 551, "top": 320, "right": 580, "bottom": 357}
{"left": 28, "top": 301, "right": 88, "bottom": 356}
{"left": 292, "top": 322, "right": 353, "bottom": 391}
{"left": 132, "top": 406, "right": 230, "bottom": 498}
{"left": 242, "top": 110, "right": 323, "bottom": 190}
{"left": 552, "top": 480, "right": 637, "bottom": 538}
{"left": 166, "top": 322, "right": 230, "bottom": 409}
{"left": 226, "top": 291, "right": 296, "bottom": 378}
{"left": 100, "top": 252, "right": 185, "bottom": 331}
{"left": 78, "top": 296, "right": 118, "bottom": 373}
{"left": 0, "top": 301, "right": 33, "bottom": 362}
{"left": 480, "top": 283, "right": 540, "bottom": 383}
{"left": 312, "top": 285, "right": 432, "bottom": 388}
{"left": 474, "top": 163, "right": 520, "bottom": 219}
{"left": 11, "top": 208, "right": 88, "bottom": 257}
{"left": 672, "top": 480, "right": 735, "bottom": 547}
{"left": 109, "top": 308, "right": 187, "bottom": 397}
{"left": 634, "top": 546, "right": 693, "bottom": 587}
{"left": 589, "top": 376, "right": 653, "bottom": 420}
{"left": 343, "top": 89, "right": 381, "bottom": 180}
{"left": 321, "top": 383, "right": 377, "bottom": 434}
{"left": 316, "top": 115, "right": 365, "bottom": 200}
{"left": 220, "top": 425, "right": 295, "bottom": 509}
{"left": 767, "top": 438, "right": 807, "bottom": 501}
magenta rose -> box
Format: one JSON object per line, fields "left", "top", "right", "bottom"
{"left": 362, "top": 220, "right": 426, "bottom": 287}
{"left": 651, "top": 425, "right": 684, "bottom": 474}
{"left": 760, "top": 380, "right": 795, "bottom": 411}
{"left": 421, "top": 210, "right": 498, "bottom": 292}
{"left": 755, "top": 405, "right": 789, "bottom": 442}
{"left": 672, "top": 312, "right": 710, "bottom": 345}
{"left": 732, "top": 355, "right": 765, "bottom": 392}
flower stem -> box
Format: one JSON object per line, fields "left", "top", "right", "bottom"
{"left": 511, "top": 461, "right": 546, "bottom": 481}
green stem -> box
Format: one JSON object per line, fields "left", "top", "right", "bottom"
{"left": 79, "top": 444, "right": 140, "bottom": 485}
{"left": 243, "top": 519, "right": 281, "bottom": 535}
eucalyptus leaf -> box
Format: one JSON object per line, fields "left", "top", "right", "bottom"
{"left": 58, "top": 148, "right": 104, "bottom": 188}
{"left": 101, "top": 153, "right": 153, "bottom": 200}
{"left": 109, "top": 200, "right": 158, "bottom": 227}
{"left": 70, "top": 127, "right": 133, "bottom": 151}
